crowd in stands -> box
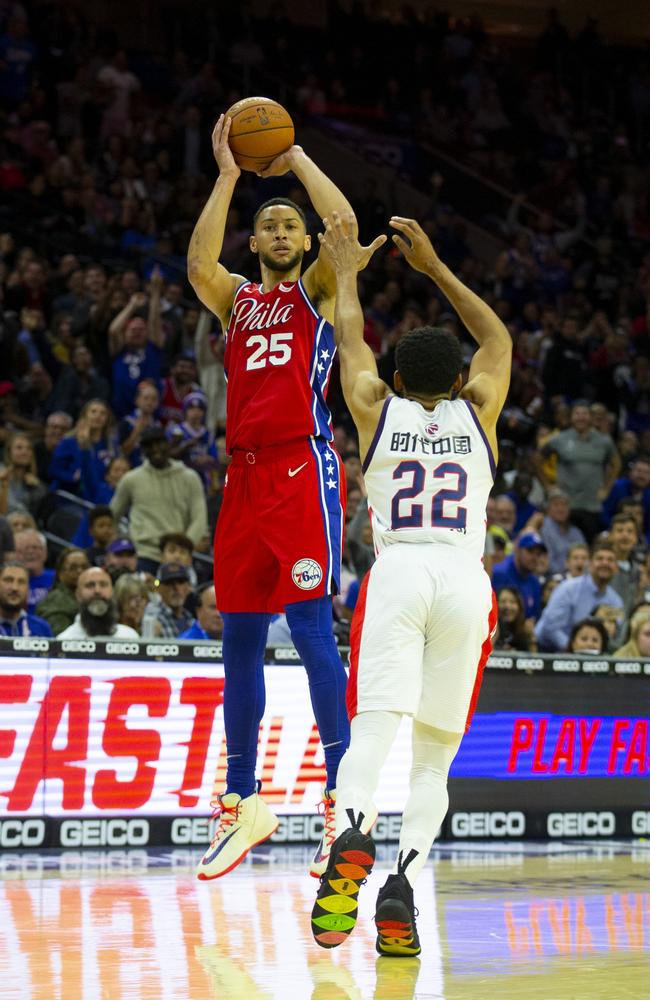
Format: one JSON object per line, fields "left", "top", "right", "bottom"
{"left": 1, "top": 2, "right": 649, "bottom": 655}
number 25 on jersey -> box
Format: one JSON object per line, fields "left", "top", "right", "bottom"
{"left": 391, "top": 460, "right": 468, "bottom": 530}
{"left": 246, "top": 332, "right": 293, "bottom": 371}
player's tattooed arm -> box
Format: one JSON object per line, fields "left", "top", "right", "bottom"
{"left": 188, "top": 115, "right": 246, "bottom": 325}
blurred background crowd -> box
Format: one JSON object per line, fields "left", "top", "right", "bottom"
{"left": 1, "top": 0, "right": 649, "bottom": 656}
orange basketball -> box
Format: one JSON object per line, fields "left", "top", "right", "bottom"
{"left": 225, "top": 96, "right": 294, "bottom": 172}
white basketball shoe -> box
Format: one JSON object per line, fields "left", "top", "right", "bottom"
{"left": 309, "top": 787, "right": 378, "bottom": 878}
{"left": 196, "top": 787, "right": 279, "bottom": 881}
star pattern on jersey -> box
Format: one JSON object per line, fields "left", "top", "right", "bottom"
{"left": 324, "top": 450, "right": 333, "bottom": 462}
{"left": 317, "top": 362, "right": 324, "bottom": 374}
{"left": 326, "top": 477, "right": 337, "bottom": 489}
{"left": 326, "top": 464, "right": 335, "bottom": 475}
{"left": 320, "top": 349, "right": 330, "bottom": 361}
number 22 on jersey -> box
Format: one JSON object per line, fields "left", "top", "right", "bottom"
{"left": 246, "top": 332, "right": 293, "bottom": 370}
{"left": 391, "top": 460, "right": 468, "bottom": 530}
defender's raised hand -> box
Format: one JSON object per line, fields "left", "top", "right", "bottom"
{"left": 389, "top": 217, "right": 440, "bottom": 275}
{"left": 318, "top": 211, "right": 386, "bottom": 273}
{"left": 211, "top": 115, "right": 240, "bottom": 179}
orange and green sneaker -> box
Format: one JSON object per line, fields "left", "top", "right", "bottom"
{"left": 310, "top": 811, "right": 375, "bottom": 949}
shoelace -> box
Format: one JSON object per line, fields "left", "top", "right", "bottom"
{"left": 318, "top": 795, "right": 336, "bottom": 850}
{"left": 208, "top": 798, "right": 241, "bottom": 849}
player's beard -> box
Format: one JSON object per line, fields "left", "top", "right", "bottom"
{"left": 259, "top": 248, "right": 304, "bottom": 273}
{"left": 79, "top": 597, "right": 118, "bottom": 636}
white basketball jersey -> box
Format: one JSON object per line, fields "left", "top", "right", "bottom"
{"left": 362, "top": 395, "right": 495, "bottom": 560}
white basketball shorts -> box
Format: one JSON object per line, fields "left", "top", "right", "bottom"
{"left": 346, "top": 542, "right": 497, "bottom": 733}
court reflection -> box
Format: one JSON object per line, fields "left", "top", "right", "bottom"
{"left": 0, "top": 846, "right": 648, "bottom": 999}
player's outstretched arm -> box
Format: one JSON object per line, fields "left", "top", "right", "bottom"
{"left": 319, "top": 213, "right": 389, "bottom": 452}
{"left": 187, "top": 115, "right": 247, "bottom": 327}
{"left": 390, "top": 217, "right": 512, "bottom": 429}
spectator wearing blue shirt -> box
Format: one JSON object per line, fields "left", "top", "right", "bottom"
{"left": 535, "top": 542, "right": 624, "bottom": 651}
{"left": 179, "top": 583, "right": 223, "bottom": 640}
{"left": 602, "top": 457, "right": 650, "bottom": 540}
{"left": 50, "top": 399, "right": 118, "bottom": 502}
{"left": 109, "top": 271, "right": 165, "bottom": 418}
{"left": 536, "top": 489, "right": 587, "bottom": 575}
{"left": 10, "top": 531, "right": 55, "bottom": 614}
{"left": 506, "top": 472, "right": 539, "bottom": 535}
{"left": 491, "top": 531, "right": 546, "bottom": 621}
{"left": 118, "top": 380, "right": 162, "bottom": 468}
{"left": 0, "top": 562, "right": 53, "bottom": 637}
{"left": 167, "top": 391, "right": 218, "bottom": 491}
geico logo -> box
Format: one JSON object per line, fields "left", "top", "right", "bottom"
{"left": 615, "top": 661, "right": 641, "bottom": 674}
{"left": 271, "top": 815, "right": 323, "bottom": 842}
{"left": 451, "top": 811, "right": 526, "bottom": 838}
{"left": 145, "top": 644, "right": 179, "bottom": 657}
{"left": 12, "top": 637, "right": 49, "bottom": 652}
{"left": 547, "top": 811, "right": 615, "bottom": 837}
{"left": 171, "top": 817, "right": 212, "bottom": 845}
{"left": 193, "top": 645, "right": 221, "bottom": 658}
{"left": 274, "top": 647, "right": 301, "bottom": 660}
{"left": 552, "top": 659, "right": 581, "bottom": 672}
{"left": 0, "top": 818, "right": 46, "bottom": 848}
{"left": 105, "top": 642, "right": 140, "bottom": 655}
{"left": 631, "top": 811, "right": 650, "bottom": 835}
{"left": 582, "top": 660, "right": 610, "bottom": 673}
{"left": 644, "top": 663, "right": 650, "bottom": 675}
{"left": 61, "top": 640, "right": 96, "bottom": 653}
{"left": 59, "top": 818, "right": 150, "bottom": 847}
{"left": 487, "top": 656, "right": 512, "bottom": 669}
{"left": 371, "top": 814, "right": 402, "bottom": 842}
{"left": 516, "top": 658, "right": 544, "bottom": 671}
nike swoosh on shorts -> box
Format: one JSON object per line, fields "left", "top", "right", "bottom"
{"left": 288, "top": 462, "right": 308, "bottom": 478}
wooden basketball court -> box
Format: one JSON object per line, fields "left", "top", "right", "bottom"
{"left": 1, "top": 840, "right": 648, "bottom": 998}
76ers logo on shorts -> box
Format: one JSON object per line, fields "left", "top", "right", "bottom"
{"left": 292, "top": 558, "right": 323, "bottom": 591}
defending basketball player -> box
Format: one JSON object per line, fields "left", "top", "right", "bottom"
{"left": 309, "top": 213, "right": 511, "bottom": 956}
{"left": 187, "top": 116, "right": 385, "bottom": 881}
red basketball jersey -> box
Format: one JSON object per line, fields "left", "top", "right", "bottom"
{"left": 223, "top": 279, "right": 336, "bottom": 451}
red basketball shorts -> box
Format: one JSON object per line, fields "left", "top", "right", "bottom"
{"left": 214, "top": 438, "right": 346, "bottom": 613}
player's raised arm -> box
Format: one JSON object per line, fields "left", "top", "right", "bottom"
{"left": 187, "top": 115, "right": 247, "bottom": 326}
{"left": 390, "top": 217, "right": 512, "bottom": 437}
{"left": 318, "top": 213, "right": 388, "bottom": 450}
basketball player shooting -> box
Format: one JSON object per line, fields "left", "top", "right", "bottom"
{"left": 309, "top": 213, "right": 511, "bottom": 956}
{"left": 187, "top": 116, "right": 385, "bottom": 881}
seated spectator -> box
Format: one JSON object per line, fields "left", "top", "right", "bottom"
{"left": 613, "top": 610, "right": 650, "bottom": 659}
{"left": 491, "top": 531, "right": 545, "bottom": 621}
{"left": 568, "top": 618, "right": 609, "bottom": 655}
{"left": 564, "top": 542, "right": 590, "bottom": 578}
{"left": 49, "top": 399, "right": 118, "bottom": 502}
{"left": 506, "top": 472, "right": 539, "bottom": 534}
{"left": 14, "top": 529, "right": 54, "bottom": 612}
{"left": 142, "top": 561, "right": 194, "bottom": 638}
{"left": 0, "top": 515, "right": 14, "bottom": 563}
{"left": 346, "top": 499, "right": 375, "bottom": 579}
{"left": 114, "top": 572, "right": 150, "bottom": 635}
{"left": 118, "top": 379, "right": 161, "bottom": 467}
{"left": 6, "top": 511, "right": 36, "bottom": 535}
{"left": 159, "top": 532, "right": 197, "bottom": 586}
{"left": 493, "top": 586, "right": 533, "bottom": 651}
{"left": 179, "top": 582, "right": 223, "bottom": 640}
{"left": 57, "top": 567, "right": 139, "bottom": 639}
{"left": 608, "top": 513, "right": 642, "bottom": 615}
{"left": 533, "top": 489, "right": 586, "bottom": 575}
{"left": 47, "top": 343, "right": 110, "bottom": 419}
{"left": 36, "top": 547, "right": 89, "bottom": 634}
{"left": 541, "top": 573, "right": 564, "bottom": 610}
{"left": 85, "top": 506, "right": 117, "bottom": 566}
{"left": 492, "top": 494, "right": 517, "bottom": 539}
{"left": 0, "top": 562, "right": 53, "bottom": 637}
{"left": 104, "top": 537, "right": 138, "bottom": 578}
{"left": 0, "top": 432, "right": 47, "bottom": 517}
{"left": 535, "top": 542, "right": 623, "bottom": 651}
{"left": 167, "top": 391, "right": 218, "bottom": 491}
{"left": 34, "top": 412, "right": 73, "bottom": 482}
{"left": 592, "top": 603, "right": 626, "bottom": 652}
{"left": 602, "top": 456, "right": 650, "bottom": 540}
{"left": 110, "top": 427, "right": 208, "bottom": 573}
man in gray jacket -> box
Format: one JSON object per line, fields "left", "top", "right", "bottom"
{"left": 110, "top": 427, "right": 208, "bottom": 572}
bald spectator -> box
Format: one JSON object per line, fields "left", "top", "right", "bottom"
{"left": 179, "top": 583, "right": 223, "bottom": 640}
{"left": 57, "top": 567, "right": 139, "bottom": 638}
{"left": 14, "top": 529, "right": 55, "bottom": 612}
{"left": 36, "top": 547, "right": 89, "bottom": 634}
{"left": 0, "top": 562, "right": 53, "bottom": 637}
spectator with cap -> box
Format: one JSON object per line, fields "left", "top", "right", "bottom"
{"left": 167, "top": 390, "right": 218, "bottom": 490}
{"left": 110, "top": 426, "right": 208, "bottom": 573}
{"left": 142, "top": 561, "right": 194, "bottom": 638}
{"left": 57, "top": 566, "right": 139, "bottom": 638}
{"left": 0, "top": 562, "right": 53, "bottom": 637}
{"left": 602, "top": 456, "right": 650, "bottom": 540}
{"left": 535, "top": 541, "right": 624, "bottom": 651}
{"left": 179, "top": 582, "right": 223, "bottom": 640}
{"left": 13, "top": 529, "right": 55, "bottom": 612}
{"left": 538, "top": 400, "right": 621, "bottom": 542}
{"left": 35, "top": 547, "right": 90, "bottom": 635}
{"left": 104, "top": 536, "right": 138, "bottom": 578}
{"left": 491, "top": 531, "right": 546, "bottom": 621}
{"left": 528, "top": 488, "right": 586, "bottom": 575}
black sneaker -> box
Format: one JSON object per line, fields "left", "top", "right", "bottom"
{"left": 374, "top": 873, "right": 421, "bottom": 957}
{"left": 311, "top": 808, "right": 375, "bottom": 949}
